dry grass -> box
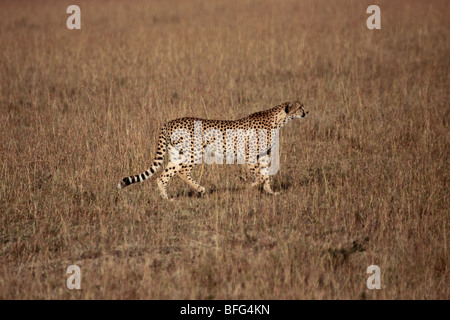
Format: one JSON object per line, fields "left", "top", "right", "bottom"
{"left": 0, "top": 0, "right": 448, "bottom": 299}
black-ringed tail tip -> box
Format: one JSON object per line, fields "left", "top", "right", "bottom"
{"left": 118, "top": 169, "right": 155, "bottom": 190}
{"left": 117, "top": 177, "right": 133, "bottom": 189}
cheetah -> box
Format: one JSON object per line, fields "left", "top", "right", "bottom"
{"left": 118, "top": 101, "right": 308, "bottom": 199}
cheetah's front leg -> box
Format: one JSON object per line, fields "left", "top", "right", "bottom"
{"left": 259, "top": 153, "right": 280, "bottom": 195}
{"left": 262, "top": 175, "right": 279, "bottom": 195}
{"left": 248, "top": 158, "right": 279, "bottom": 195}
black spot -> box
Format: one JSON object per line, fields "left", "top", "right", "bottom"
{"left": 123, "top": 177, "right": 131, "bottom": 186}
{"left": 141, "top": 174, "right": 146, "bottom": 180}
{"left": 150, "top": 167, "right": 155, "bottom": 174}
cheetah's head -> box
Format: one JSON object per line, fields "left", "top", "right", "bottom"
{"left": 284, "top": 101, "right": 308, "bottom": 119}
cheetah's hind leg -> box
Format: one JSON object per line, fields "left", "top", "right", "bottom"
{"left": 156, "top": 161, "right": 182, "bottom": 200}
{"left": 178, "top": 164, "right": 206, "bottom": 196}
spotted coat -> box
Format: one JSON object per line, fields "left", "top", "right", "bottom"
{"left": 118, "top": 101, "right": 308, "bottom": 199}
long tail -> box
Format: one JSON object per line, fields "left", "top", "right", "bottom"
{"left": 118, "top": 130, "right": 167, "bottom": 189}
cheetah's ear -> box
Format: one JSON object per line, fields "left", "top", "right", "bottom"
{"left": 285, "top": 102, "right": 293, "bottom": 113}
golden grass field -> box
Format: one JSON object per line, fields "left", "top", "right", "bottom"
{"left": 0, "top": 0, "right": 448, "bottom": 299}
